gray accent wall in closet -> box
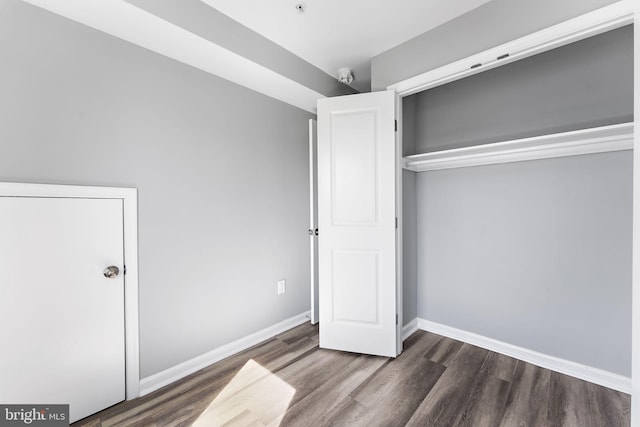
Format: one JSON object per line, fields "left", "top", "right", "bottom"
{"left": 402, "top": 96, "right": 418, "bottom": 326}
{"left": 416, "top": 153, "right": 632, "bottom": 376}
{"left": 407, "top": 26, "right": 633, "bottom": 153}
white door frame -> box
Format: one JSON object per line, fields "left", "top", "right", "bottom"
{"left": 0, "top": 181, "right": 140, "bottom": 400}
{"left": 385, "top": 1, "right": 638, "bottom": 422}
{"left": 394, "top": 99, "right": 404, "bottom": 351}
{"left": 633, "top": 2, "right": 639, "bottom": 425}
{"left": 309, "top": 119, "right": 319, "bottom": 325}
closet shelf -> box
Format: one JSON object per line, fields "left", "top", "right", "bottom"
{"left": 403, "top": 122, "right": 634, "bottom": 172}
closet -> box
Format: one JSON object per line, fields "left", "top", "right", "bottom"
{"left": 401, "top": 24, "right": 633, "bottom": 380}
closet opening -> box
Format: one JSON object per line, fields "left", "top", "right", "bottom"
{"left": 398, "top": 21, "right": 633, "bottom": 392}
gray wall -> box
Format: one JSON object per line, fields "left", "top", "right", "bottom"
{"left": 371, "top": 0, "right": 620, "bottom": 90}
{"left": 409, "top": 26, "right": 633, "bottom": 152}
{"left": 0, "top": 0, "right": 313, "bottom": 378}
{"left": 402, "top": 170, "right": 417, "bottom": 326}
{"left": 402, "top": 96, "right": 418, "bottom": 326}
{"left": 125, "top": 0, "right": 357, "bottom": 98}
{"left": 417, "top": 152, "right": 632, "bottom": 376}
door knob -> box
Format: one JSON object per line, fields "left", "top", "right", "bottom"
{"left": 103, "top": 266, "right": 120, "bottom": 278}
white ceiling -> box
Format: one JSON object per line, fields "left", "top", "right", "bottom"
{"left": 20, "top": 0, "right": 494, "bottom": 112}
{"left": 21, "top": 0, "right": 325, "bottom": 112}
{"left": 199, "top": 0, "right": 493, "bottom": 92}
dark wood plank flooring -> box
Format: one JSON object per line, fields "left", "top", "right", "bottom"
{"left": 74, "top": 323, "right": 630, "bottom": 426}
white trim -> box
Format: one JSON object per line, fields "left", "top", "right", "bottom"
{"left": 0, "top": 181, "right": 140, "bottom": 399}
{"left": 631, "top": 0, "right": 640, "bottom": 423}
{"left": 417, "top": 318, "right": 631, "bottom": 394}
{"left": 388, "top": 1, "right": 634, "bottom": 97}
{"left": 20, "top": 0, "right": 323, "bottom": 113}
{"left": 395, "top": 94, "right": 404, "bottom": 355}
{"left": 139, "top": 311, "right": 311, "bottom": 396}
{"left": 403, "top": 122, "right": 634, "bottom": 172}
{"left": 401, "top": 318, "right": 419, "bottom": 341}
{"left": 309, "top": 119, "right": 319, "bottom": 325}
{"left": 122, "top": 192, "right": 140, "bottom": 399}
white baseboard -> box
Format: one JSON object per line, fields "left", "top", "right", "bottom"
{"left": 417, "top": 318, "right": 631, "bottom": 394}
{"left": 139, "top": 313, "right": 630, "bottom": 396}
{"left": 139, "top": 311, "right": 311, "bottom": 396}
{"left": 402, "top": 318, "right": 419, "bottom": 341}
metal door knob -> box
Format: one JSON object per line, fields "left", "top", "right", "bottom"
{"left": 103, "top": 266, "right": 120, "bottom": 278}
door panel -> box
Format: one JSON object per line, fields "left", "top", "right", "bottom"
{"left": 331, "top": 110, "right": 378, "bottom": 224}
{"left": 0, "top": 197, "right": 125, "bottom": 423}
{"left": 317, "top": 90, "right": 397, "bottom": 357}
{"left": 332, "top": 249, "right": 380, "bottom": 324}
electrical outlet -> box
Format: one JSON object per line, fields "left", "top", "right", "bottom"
{"left": 277, "top": 280, "right": 286, "bottom": 295}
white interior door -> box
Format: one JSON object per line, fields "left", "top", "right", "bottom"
{"left": 317, "top": 90, "right": 398, "bottom": 357}
{"left": 0, "top": 196, "right": 126, "bottom": 423}
{"left": 309, "top": 118, "right": 319, "bottom": 325}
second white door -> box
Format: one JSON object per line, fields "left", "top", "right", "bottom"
{"left": 317, "top": 90, "right": 398, "bottom": 358}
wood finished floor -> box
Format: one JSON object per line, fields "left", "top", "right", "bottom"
{"left": 74, "top": 323, "right": 630, "bottom": 427}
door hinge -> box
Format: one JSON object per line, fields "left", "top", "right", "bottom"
{"left": 395, "top": 217, "right": 398, "bottom": 229}
{"left": 394, "top": 120, "right": 398, "bottom": 132}
{"left": 396, "top": 314, "right": 398, "bottom": 325}
{"left": 123, "top": 265, "right": 127, "bottom": 275}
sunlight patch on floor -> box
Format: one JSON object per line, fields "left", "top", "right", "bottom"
{"left": 193, "top": 359, "right": 296, "bottom": 426}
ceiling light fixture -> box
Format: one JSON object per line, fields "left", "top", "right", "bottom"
{"left": 337, "top": 68, "right": 354, "bottom": 85}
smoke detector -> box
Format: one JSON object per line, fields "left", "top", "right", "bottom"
{"left": 337, "top": 68, "right": 354, "bottom": 85}
{"left": 295, "top": 2, "right": 306, "bottom": 13}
